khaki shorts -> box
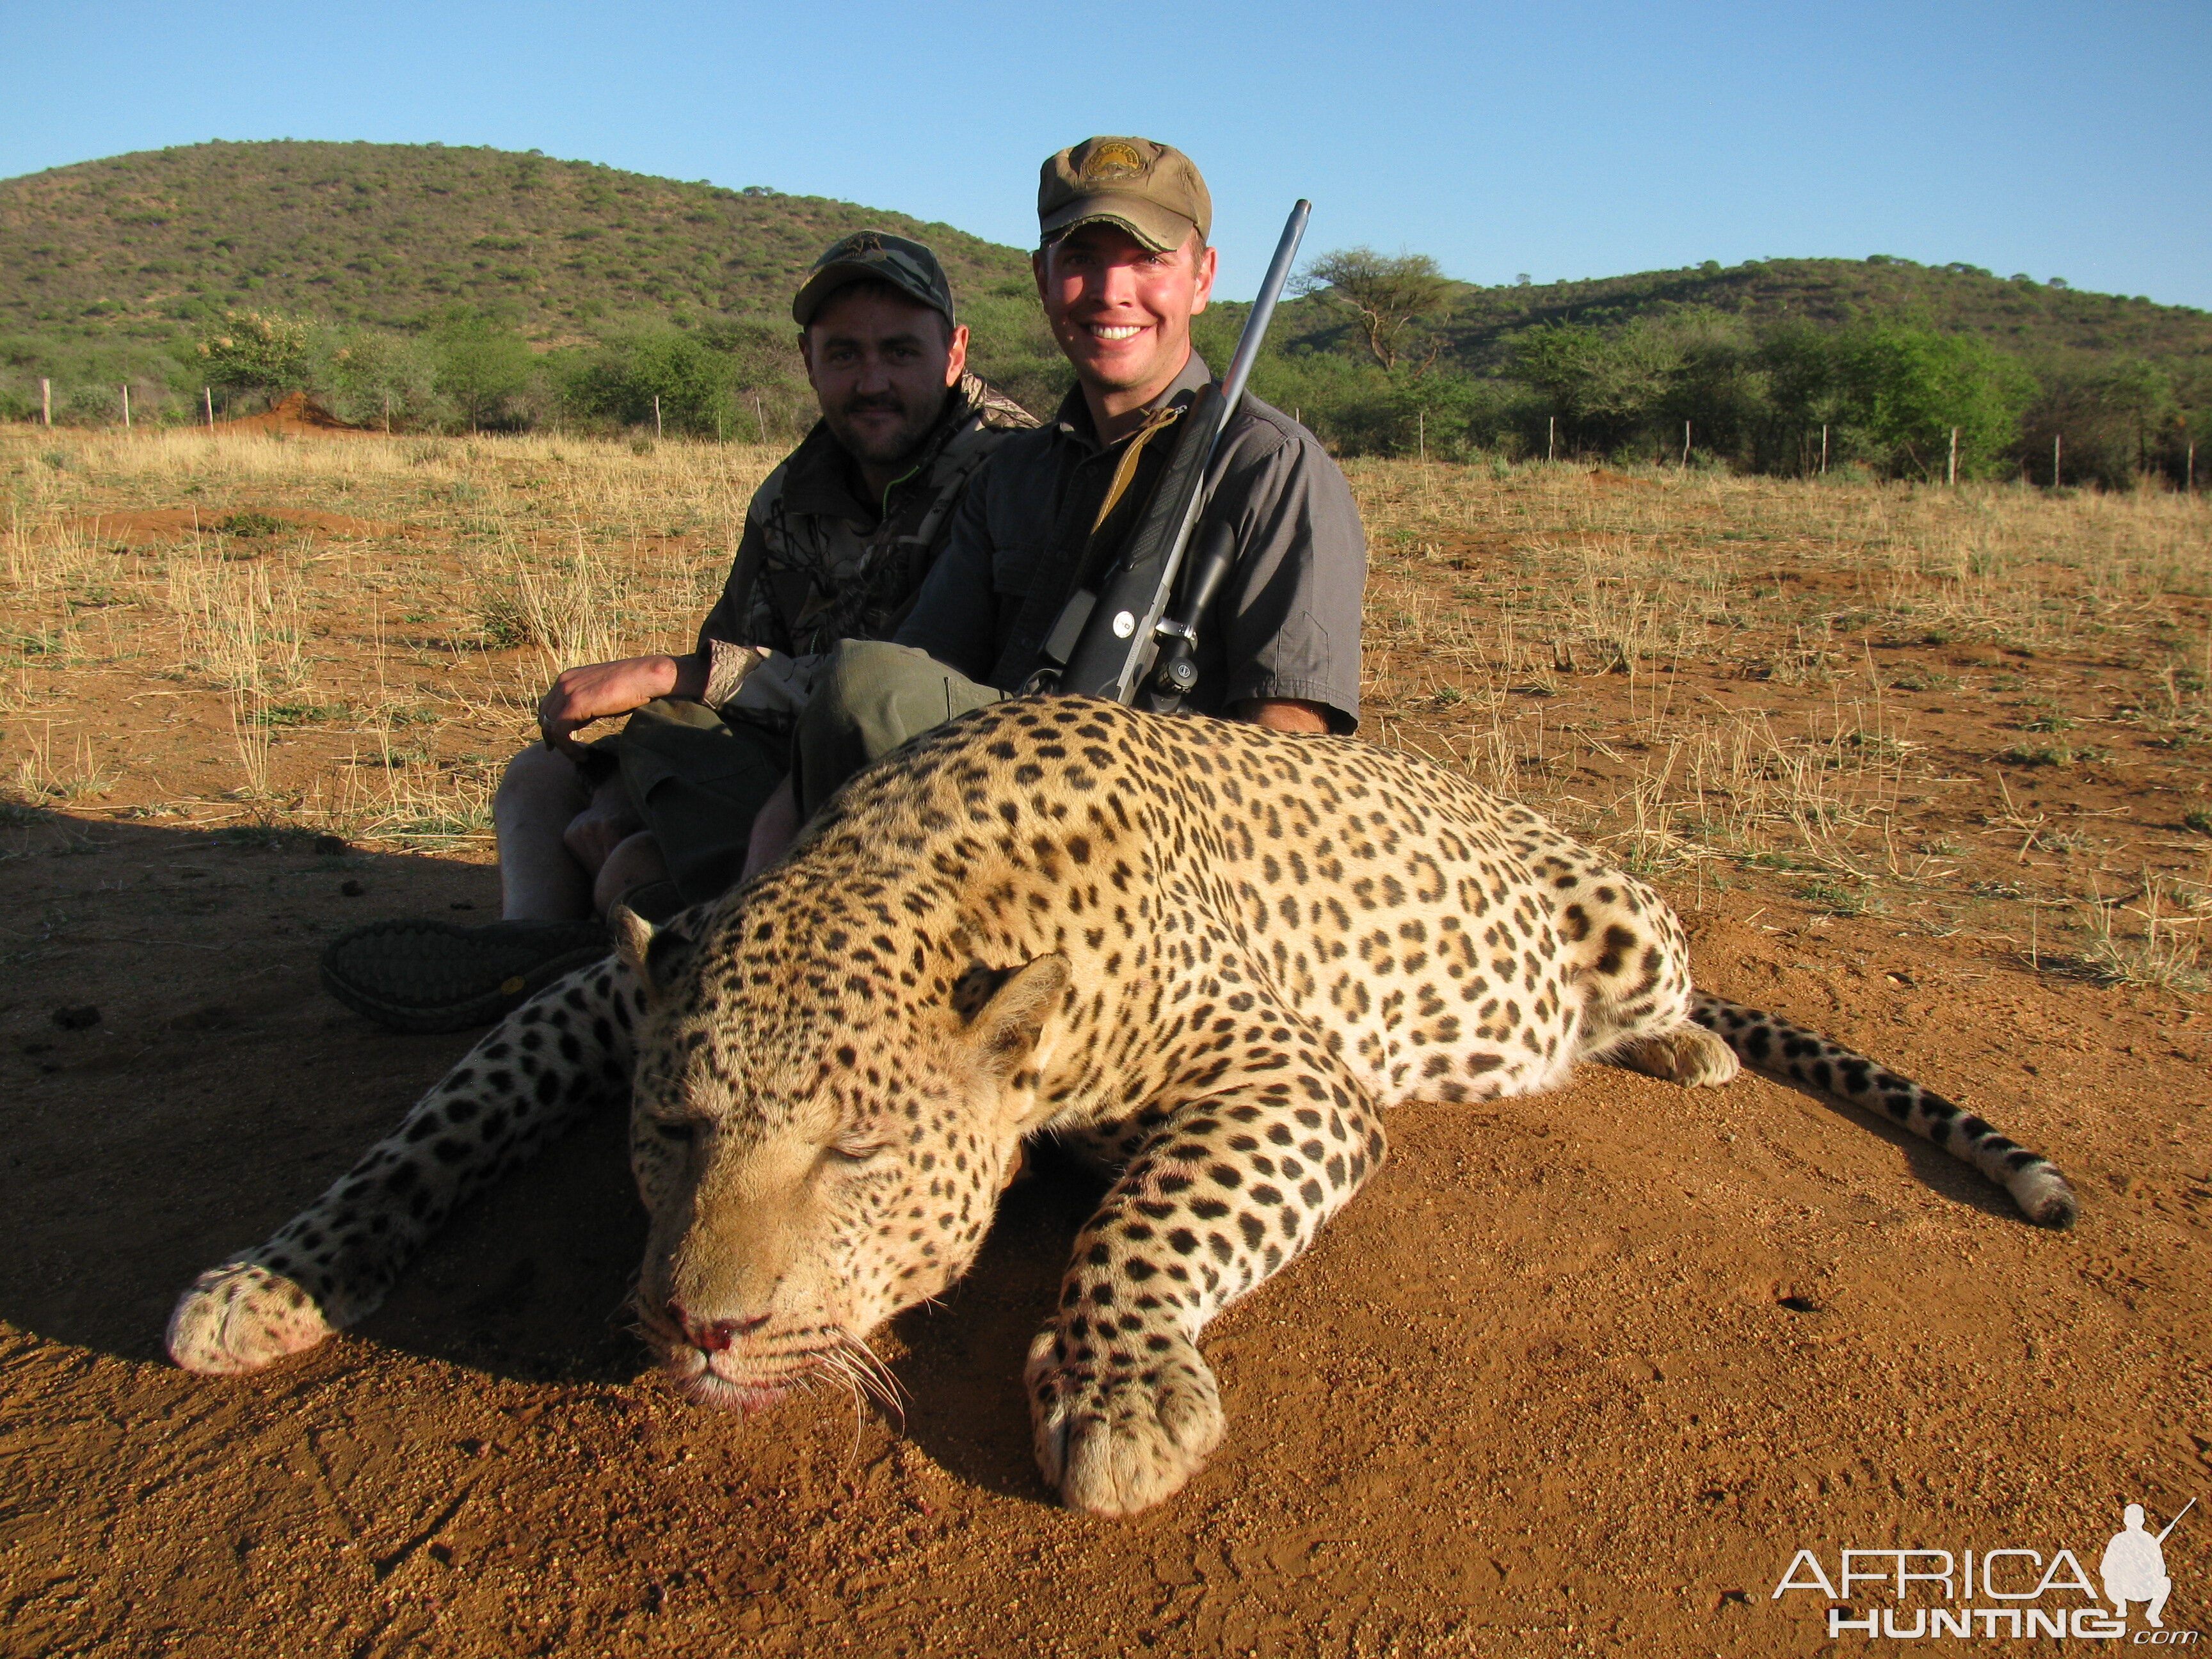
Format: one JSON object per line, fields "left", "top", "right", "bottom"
{"left": 792, "top": 640, "right": 1004, "bottom": 817}
{"left": 586, "top": 699, "right": 787, "bottom": 908}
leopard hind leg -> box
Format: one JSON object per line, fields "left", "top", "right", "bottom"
{"left": 1689, "top": 990, "right": 2077, "bottom": 1230}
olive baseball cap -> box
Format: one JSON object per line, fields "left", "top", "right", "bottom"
{"left": 791, "top": 230, "right": 956, "bottom": 328}
{"left": 1038, "top": 136, "right": 1212, "bottom": 253}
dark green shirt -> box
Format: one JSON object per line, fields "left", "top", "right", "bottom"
{"left": 894, "top": 353, "right": 1366, "bottom": 732}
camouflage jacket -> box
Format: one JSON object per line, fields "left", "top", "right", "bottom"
{"left": 693, "top": 373, "right": 1036, "bottom": 725}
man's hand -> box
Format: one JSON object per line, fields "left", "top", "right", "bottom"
{"left": 1233, "top": 697, "right": 1330, "bottom": 734}
{"left": 536, "top": 652, "right": 708, "bottom": 753}
{"left": 740, "top": 775, "right": 801, "bottom": 880}
{"left": 561, "top": 773, "right": 646, "bottom": 875}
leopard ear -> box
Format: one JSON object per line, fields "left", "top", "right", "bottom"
{"left": 610, "top": 904, "right": 703, "bottom": 1003}
{"left": 966, "top": 953, "right": 1071, "bottom": 1084}
{"left": 610, "top": 904, "right": 659, "bottom": 997}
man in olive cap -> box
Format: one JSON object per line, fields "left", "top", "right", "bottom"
{"left": 321, "top": 231, "right": 1034, "bottom": 1031}
{"left": 772, "top": 136, "right": 1365, "bottom": 834}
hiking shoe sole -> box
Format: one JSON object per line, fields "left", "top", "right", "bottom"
{"left": 319, "top": 917, "right": 610, "bottom": 1034}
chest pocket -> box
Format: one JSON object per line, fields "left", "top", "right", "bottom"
{"left": 989, "top": 540, "right": 1044, "bottom": 598}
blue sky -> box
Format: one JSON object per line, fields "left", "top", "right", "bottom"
{"left": 6, "top": 0, "right": 2208, "bottom": 309}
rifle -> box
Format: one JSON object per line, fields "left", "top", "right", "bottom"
{"left": 1032, "top": 200, "right": 1312, "bottom": 713}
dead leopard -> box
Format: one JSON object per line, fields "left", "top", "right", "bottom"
{"left": 169, "top": 698, "right": 2075, "bottom": 1515}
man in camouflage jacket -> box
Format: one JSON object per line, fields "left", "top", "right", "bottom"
{"left": 319, "top": 232, "right": 1035, "bottom": 1032}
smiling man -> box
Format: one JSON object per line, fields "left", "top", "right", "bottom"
{"left": 320, "top": 232, "right": 1034, "bottom": 1032}
{"left": 778, "top": 136, "right": 1366, "bottom": 829}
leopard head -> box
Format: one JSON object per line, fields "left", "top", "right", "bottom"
{"left": 612, "top": 885, "right": 1071, "bottom": 1415}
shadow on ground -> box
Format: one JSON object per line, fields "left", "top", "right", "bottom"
{"left": 0, "top": 799, "right": 1094, "bottom": 1506}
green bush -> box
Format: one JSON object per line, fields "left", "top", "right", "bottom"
{"left": 196, "top": 309, "right": 312, "bottom": 399}
{"left": 431, "top": 318, "right": 536, "bottom": 431}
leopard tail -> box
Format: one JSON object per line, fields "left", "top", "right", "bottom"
{"left": 1688, "top": 990, "right": 2078, "bottom": 1230}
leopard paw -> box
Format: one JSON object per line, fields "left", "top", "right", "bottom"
{"left": 1612, "top": 1023, "right": 1740, "bottom": 1087}
{"left": 1024, "top": 1321, "right": 1225, "bottom": 1516}
{"left": 166, "top": 1262, "right": 334, "bottom": 1375}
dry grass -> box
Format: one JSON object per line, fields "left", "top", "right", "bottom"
{"left": 1, "top": 429, "right": 775, "bottom": 841}
{"left": 1345, "top": 457, "right": 2211, "bottom": 982}
{"left": 3, "top": 429, "right": 2208, "bottom": 989}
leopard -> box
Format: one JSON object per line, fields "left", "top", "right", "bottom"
{"left": 168, "top": 696, "right": 2076, "bottom": 1516}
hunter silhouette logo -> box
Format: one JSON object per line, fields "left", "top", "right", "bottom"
{"left": 2104, "top": 1500, "right": 2192, "bottom": 1629}
{"left": 1771, "top": 1498, "right": 2198, "bottom": 1641}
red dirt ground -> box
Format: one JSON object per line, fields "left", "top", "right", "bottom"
{"left": 1, "top": 463, "right": 2206, "bottom": 1656}
{"left": 1, "top": 799, "right": 2205, "bottom": 1656}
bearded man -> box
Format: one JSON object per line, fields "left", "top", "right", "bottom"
{"left": 322, "top": 232, "right": 1034, "bottom": 1031}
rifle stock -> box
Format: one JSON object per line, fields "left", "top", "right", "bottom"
{"left": 1035, "top": 200, "right": 1312, "bottom": 710}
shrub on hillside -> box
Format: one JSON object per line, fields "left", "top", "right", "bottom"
{"left": 431, "top": 319, "right": 538, "bottom": 431}
{"left": 1831, "top": 326, "right": 2035, "bottom": 480}
{"left": 196, "top": 310, "right": 313, "bottom": 403}
{"left": 324, "top": 332, "right": 441, "bottom": 431}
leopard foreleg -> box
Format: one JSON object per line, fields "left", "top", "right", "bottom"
{"left": 1026, "top": 1048, "right": 1388, "bottom": 1516}
{"left": 167, "top": 959, "right": 643, "bottom": 1374}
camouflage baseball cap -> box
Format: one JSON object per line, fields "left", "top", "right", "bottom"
{"left": 1038, "top": 136, "right": 1212, "bottom": 253}
{"left": 790, "top": 230, "right": 956, "bottom": 327}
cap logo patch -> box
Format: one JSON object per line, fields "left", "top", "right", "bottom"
{"left": 1080, "top": 141, "right": 1147, "bottom": 184}
{"left": 847, "top": 232, "right": 882, "bottom": 255}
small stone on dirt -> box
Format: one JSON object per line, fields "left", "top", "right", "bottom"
{"left": 312, "top": 835, "right": 350, "bottom": 856}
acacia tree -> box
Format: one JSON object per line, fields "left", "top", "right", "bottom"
{"left": 196, "top": 310, "right": 313, "bottom": 405}
{"left": 1295, "top": 248, "right": 1452, "bottom": 371}
{"left": 433, "top": 319, "right": 536, "bottom": 431}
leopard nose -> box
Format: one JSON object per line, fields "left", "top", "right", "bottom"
{"left": 665, "top": 1300, "right": 769, "bottom": 1352}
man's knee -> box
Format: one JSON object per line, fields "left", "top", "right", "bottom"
{"left": 806, "top": 640, "right": 958, "bottom": 739}
{"left": 496, "top": 742, "right": 586, "bottom": 817}
{"left": 797, "top": 640, "right": 1000, "bottom": 815}
{"left": 593, "top": 831, "right": 671, "bottom": 917}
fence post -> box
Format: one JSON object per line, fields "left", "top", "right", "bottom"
{"left": 653, "top": 394, "right": 662, "bottom": 442}
{"left": 1547, "top": 415, "right": 1555, "bottom": 463}
{"left": 1416, "top": 409, "right": 1425, "bottom": 466}
{"left": 40, "top": 378, "right": 51, "bottom": 426}
{"left": 2053, "top": 433, "right": 2062, "bottom": 488}
{"left": 753, "top": 392, "right": 767, "bottom": 445}
{"left": 2188, "top": 439, "right": 2196, "bottom": 493}
{"left": 1681, "top": 421, "right": 1691, "bottom": 467}
{"left": 1820, "top": 423, "right": 1828, "bottom": 475}
{"left": 122, "top": 384, "right": 131, "bottom": 430}
{"left": 1948, "top": 426, "right": 1958, "bottom": 486}
{"left": 204, "top": 387, "right": 215, "bottom": 431}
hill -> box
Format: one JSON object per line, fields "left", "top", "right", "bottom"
{"left": 1264, "top": 256, "right": 2212, "bottom": 374}
{"left": 0, "top": 139, "right": 1033, "bottom": 340}
{"left": 1, "top": 140, "right": 2202, "bottom": 479}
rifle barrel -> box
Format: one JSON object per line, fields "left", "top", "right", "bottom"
{"left": 2157, "top": 1495, "right": 2195, "bottom": 1543}
{"left": 1212, "top": 200, "right": 1311, "bottom": 447}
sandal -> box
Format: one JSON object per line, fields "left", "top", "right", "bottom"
{"left": 319, "top": 917, "right": 610, "bottom": 1034}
